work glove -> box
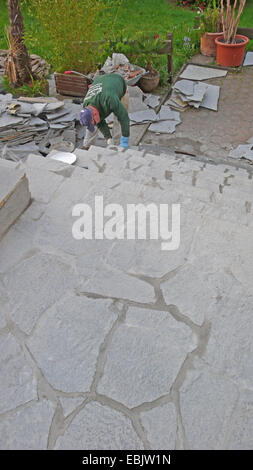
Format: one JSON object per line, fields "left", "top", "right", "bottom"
{"left": 120, "top": 136, "right": 129, "bottom": 150}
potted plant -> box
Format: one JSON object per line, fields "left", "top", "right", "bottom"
{"left": 25, "top": 0, "right": 110, "bottom": 97}
{"left": 199, "top": 1, "right": 223, "bottom": 57}
{"left": 215, "top": 0, "right": 249, "bottom": 67}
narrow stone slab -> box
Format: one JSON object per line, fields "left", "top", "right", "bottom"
{"left": 200, "top": 84, "right": 220, "bottom": 111}
{"left": 0, "top": 333, "right": 37, "bottom": 414}
{"left": 243, "top": 52, "right": 253, "bottom": 67}
{"left": 180, "top": 64, "right": 227, "bottom": 81}
{"left": 27, "top": 295, "right": 116, "bottom": 393}
{"left": 0, "top": 162, "right": 31, "bottom": 238}
{"left": 144, "top": 94, "right": 161, "bottom": 109}
{"left": 0, "top": 400, "right": 55, "bottom": 450}
{"left": 97, "top": 307, "right": 197, "bottom": 407}
{"left": 55, "top": 402, "right": 144, "bottom": 450}
{"left": 140, "top": 403, "right": 177, "bottom": 450}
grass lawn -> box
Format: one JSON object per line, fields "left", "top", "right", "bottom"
{"left": 0, "top": 0, "right": 252, "bottom": 79}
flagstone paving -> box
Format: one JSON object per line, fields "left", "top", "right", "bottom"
{"left": 1, "top": 139, "right": 253, "bottom": 450}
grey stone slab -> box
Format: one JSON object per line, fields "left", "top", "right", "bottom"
{"left": 2, "top": 252, "right": 81, "bottom": 334}
{"left": 144, "top": 94, "right": 161, "bottom": 109}
{"left": 173, "top": 79, "right": 194, "bottom": 96}
{"left": 202, "top": 294, "right": 253, "bottom": 388}
{"left": 180, "top": 64, "right": 227, "bottom": 81}
{"left": 180, "top": 359, "right": 238, "bottom": 449}
{"left": 45, "top": 101, "right": 65, "bottom": 112}
{"left": 0, "top": 164, "right": 31, "bottom": 238}
{"left": 55, "top": 402, "right": 144, "bottom": 450}
{"left": 228, "top": 412, "right": 253, "bottom": 449}
{"left": 59, "top": 397, "right": 84, "bottom": 417}
{"left": 82, "top": 264, "right": 155, "bottom": 304}
{"left": 97, "top": 307, "right": 197, "bottom": 407}
{"left": 247, "top": 136, "right": 253, "bottom": 144}
{"left": 243, "top": 51, "right": 253, "bottom": 67}
{"left": 0, "top": 332, "right": 37, "bottom": 414}
{"left": 0, "top": 114, "right": 24, "bottom": 129}
{"left": 140, "top": 403, "right": 177, "bottom": 450}
{"left": 129, "top": 109, "right": 158, "bottom": 123}
{"left": 158, "top": 105, "right": 181, "bottom": 122}
{"left": 200, "top": 84, "right": 220, "bottom": 111}
{"left": 229, "top": 144, "right": 253, "bottom": 159}
{"left": 27, "top": 295, "right": 116, "bottom": 393}
{"left": 149, "top": 120, "right": 180, "bottom": 134}
{"left": 26, "top": 168, "right": 64, "bottom": 204}
{"left": 0, "top": 400, "right": 55, "bottom": 450}
{"left": 189, "top": 82, "right": 208, "bottom": 103}
{"left": 0, "top": 224, "right": 35, "bottom": 274}
{"left": 161, "top": 264, "right": 217, "bottom": 326}
{"left": 24, "top": 153, "right": 75, "bottom": 177}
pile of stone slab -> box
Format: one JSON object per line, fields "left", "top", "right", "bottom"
{"left": 0, "top": 50, "right": 50, "bottom": 79}
{"left": 167, "top": 79, "right": 221, "bottom": 112}
{"left": 0, "top": 94, "right": 81, "bottom": 160}
{"left": 166, "top": 65, "right": 228, "bottom": 112}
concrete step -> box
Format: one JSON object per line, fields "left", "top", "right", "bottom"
{"left": 0, "top": 159, "right": 31, "bottom": 238}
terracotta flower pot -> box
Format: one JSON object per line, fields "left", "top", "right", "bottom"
{"left": 201, "top": 32, "right": 223, "bottom": 57}
{"left": 138, "top": 71, "right": 160, "bottom": 93}
{"left": 215, "top": 34, "right": 249, "bottom": 67}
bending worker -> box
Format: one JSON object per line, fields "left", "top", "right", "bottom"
{"left": 80, "top": 73, "right": 130, "bottom": 150}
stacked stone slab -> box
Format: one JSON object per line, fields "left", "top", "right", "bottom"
{"left": 0, "top": 160, "right": 31, "bottom": 238}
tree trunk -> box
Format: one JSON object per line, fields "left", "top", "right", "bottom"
{"left": 5, "top": 0, "right": 32, "bottom": 87}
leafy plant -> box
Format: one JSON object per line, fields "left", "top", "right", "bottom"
{"left": 22, "top": 0, "right": 119, "bottom": 73}
{"left": 220, "top": 0, "right": 247, "bottom": 43}
{"left": 199, "top": 1, "right": 223, "bottom": 33}
{"left": 2, "top": 74, "right": 48, "bottom": 96}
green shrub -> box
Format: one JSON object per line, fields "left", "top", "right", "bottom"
{"left": 23, "top": 0, "right": 118, "bottom": 73}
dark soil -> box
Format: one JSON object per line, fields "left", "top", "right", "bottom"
{"left": 218, "top": 37, "right": 246, "bottom": 44}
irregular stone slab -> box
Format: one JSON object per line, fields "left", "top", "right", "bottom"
{"left": 189, "top": 82, "right": 208, "bottom": 103}
{"left": 200, "top": 84, "right": 220, "bottom": 111}
{"left": 97, "top": 307, "right": 197, "bottom": 407}
{"left": 173, "top": 79, "right": 195, "bottom": 97}
{"left": 243, "top": 51, "right": 253, "bottom": 67}
{"left": 55, "top": 401, "right": 144, "bottom": 450}
{"left": 82, "top": 264, "right": 155, "bottom": 304}
{"left": 129, "top": 109, "right": 158, "bottom": 123}
{"left": 180, "top": 359, "right": 238, "bottom": 449}
{"left": 2, "top": 252, "right": 81, "bottom": 334}
{"left": 161, "top": 265, "right": 217, "bottom": 326}
{"left": 140, "top": 403, "right": 177, "bottom": 450}
{"left": 228, "top": 389, "right": 253, "bottom": 449}
{"left": 0, "top": 333, "right": 37, "bottom": 414}
{"left": 180, "top": 64, "right": 227, "bottom": 81}
{"left": 0, "top": 162, "right": 31, "bottom": 238}
{"left": 149, "top": 120, "right": 179, "bottom": 134}
{"left": 59, "top": 397, "right": 85, "bottom": 417}
{"left": 0, "top": 224, "right": 36, "bottom": 274}
{"left": 144, "top": 94, "right": 161, "bottom": 109}
{"left": 25, "top": 168, "right": 64, "bottom": 204}
{"left": 158, "top": 105, "right": 181, "bottom": 122}
{"left": 203, "top": 295, "right": 253, "bottom": 388}
{"left": 27, "top": 295, "right": 116, "bottom": 393}
{"left": 0, "top": 400, "right": 55, "bottom": 450}
{"left": 229, "top": 144, "right": 253, "bottom": 159}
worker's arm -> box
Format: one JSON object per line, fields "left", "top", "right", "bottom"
{"left": 97, "top": 120, "right": 112, "bottom": 139}
{"left": 110, "top": 96, "right": 130, "bottom": 138}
